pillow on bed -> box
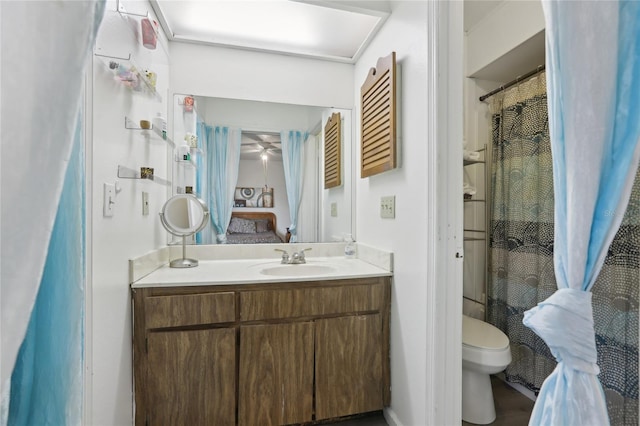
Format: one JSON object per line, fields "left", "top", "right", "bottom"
{"left": 255, "top": 219, "right": 272, "bottom": 233}
{"left": 228, "top": 217, "right": 256, "bottom": 234}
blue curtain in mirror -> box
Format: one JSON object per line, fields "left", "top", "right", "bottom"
{"left": 281, "top": 130, "right": 309, "bottom": 242}
{"left": 523, "top": 1, "right": 640, "bottom": 424}
{"left": 195, "top": 120, "right": 206, "bottom": 244}
{"left": 7, "top": 118, "right": 85, "bottom": 425}
{"left": 203, "top": 125, "right": 241, "bottom": 243}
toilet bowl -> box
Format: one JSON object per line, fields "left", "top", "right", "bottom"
{"left": 462, "top": 315, "right": 511, "bottom": 425}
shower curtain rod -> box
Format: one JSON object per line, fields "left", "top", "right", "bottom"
{"left": 478, "top": 65, "right": 545, "bottom": 102}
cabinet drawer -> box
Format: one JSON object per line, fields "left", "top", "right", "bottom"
{"left": 241, "top": 283, "right": 384, "bottom": 321}
{"left": 145, "top": 292, "right": 235, "bottom": 328}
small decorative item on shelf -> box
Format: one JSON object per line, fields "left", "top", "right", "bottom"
{"left": 177, "top": 144, "right": 190, "bottom": 161}
{"left": 145, "top": 70, "right": 157, "bottom": 89}
{"left": 141, "top": 167, "right": 154, "bottom": 179}
{"left": 183, "top": 96, "right": 194, "bottom": 112}
{"left": 109, "top": 61, "right": 139, "bottom": 89}
{"left": 185, "top": 186, "right": 193, "bottom": 194}
{"left": 184, "top": 132, "right": 197, "bottom": 148}
{"left": 261, "top": 186, "right": 273, "bottom": 208}
{"left": 140, "top": 18, "right": 158, "bottom": 50}
{"left": 139, "top": 120, "right": 151, "bottom": 129}
{"left": 464, "top": 193, "right": 472, "bottom": 200}
{"left": 152, "top": 113, "right": 167, "bottom": 140}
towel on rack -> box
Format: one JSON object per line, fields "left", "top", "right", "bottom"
{"left": 463, "top": 150, "right": 480, "bottom": 161}
{"left": 463, "top": 182, "right": 477, "bottom": 196}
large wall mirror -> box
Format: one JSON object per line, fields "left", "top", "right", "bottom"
{"left": 171, "top": 94, "right": 353, "bottom": 244}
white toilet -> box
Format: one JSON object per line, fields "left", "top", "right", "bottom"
{"left": 462, "top": 315, "right": 511, "bottom": 425}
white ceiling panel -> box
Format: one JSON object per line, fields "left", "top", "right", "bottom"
{"left": 152, "top": 0, "right": 388, "bottom": 62}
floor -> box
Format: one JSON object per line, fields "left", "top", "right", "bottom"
{"left": 324, "top": 376, "right": 534, "bottom": 426}
{"left": 323, "top": 411, "right": 388, "bottom": 425}
{"left": 462, "top": 376, "right": 535, "bottom": 426}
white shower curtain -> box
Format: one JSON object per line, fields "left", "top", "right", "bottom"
{"left": 523, "top": 1, "right": 640, "bottom": 424}
{"left": 1, "top": 1, "right": 105, "bottom": 423}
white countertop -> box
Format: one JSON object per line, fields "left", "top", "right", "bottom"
{"left": 132, "top": 256, "right": 392, "bottom": 288}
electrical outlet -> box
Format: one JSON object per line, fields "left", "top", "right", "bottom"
{"left": 331, "top": 202, "right": 338, "bottom": 217}
{"left": 142, "top": 191, "right": 149, "bottom": 216}
{"left": 103, "top": 183, "right": 115, "bottom": 217}
{"left": 380, "top": 195, "right": 395, "bottom": 218}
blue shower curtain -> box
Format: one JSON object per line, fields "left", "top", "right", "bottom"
{"left": 523, "top": 1, "right": 640, "bottom": 424}
{"left": 8, "top": 120, "right": 85, "bottom": 425}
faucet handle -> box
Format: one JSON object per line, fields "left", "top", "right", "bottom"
{"left": 274, "top": 248, "right": 289, "bottom": 264}
{"left": 298, "top": 248, "right": 312, "bottom": 261}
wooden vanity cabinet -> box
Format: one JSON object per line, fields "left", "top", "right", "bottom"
{"left": 132, "top": 277, "right": 391, "bottom": 426}
{"left": 132, "top": 289, "right": 237, "bottom": 426}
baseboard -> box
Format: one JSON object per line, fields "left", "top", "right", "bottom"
{"left": 495, "top": 373, "right": 537, "bottom": 402}
{"left": 384, "top": 407, "right": 403, "bottom": 426}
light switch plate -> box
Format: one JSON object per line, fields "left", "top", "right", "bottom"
{"left": 142, "top": 191, "right": 149, "bottom": 216}
{"left": 103, "top": 183, "right": 115, "bottom": 217}
{"left": 331, "top": 202, "right": 338, "bottom": 217}
{"left": 380, "top": 195, "right": 395, "bottom": 218}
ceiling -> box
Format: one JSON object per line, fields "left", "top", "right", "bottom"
{"left": 241, "top": 131, "right": 282, "bottom": 161}
{"left": 150, "top": 0, "right": 390, "bottom": 63}
{"left": 463, "top": 0, "right": 503, "bottom": 32}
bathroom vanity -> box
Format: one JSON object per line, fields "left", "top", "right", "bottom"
{"left": 130, "top": 248, "right": 392, "bottom": 426}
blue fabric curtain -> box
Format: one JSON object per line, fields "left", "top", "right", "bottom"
{"left": 1, "top": 1, "right": 104, "bottom": 406}
{"left": 8, "top": 119, "right": 85, "bottom": 425}
{"left": 195, "top": 120, "right": 206, "bottom": 244}
{"left": 281, "top": 130, "right": 308, "bottom": 242}
{"left": 203, "top": 125, "right": 241, "bottom": 243}
{"left": 523, "top": 1, "right": 640, "bottom": 424}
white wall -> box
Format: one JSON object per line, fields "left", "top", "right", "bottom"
{"left": 466, "top": 1, "right": 544, "bottom": 77}
{"left": 89, "top": 1, "right": 170, "bottom": 423}
{"left": 170, "top": 42, "right": 354, "bottom": 109}
{"left": 319, "top": 108, "right": 354, "bottom": 242}
{"left": 353, "top": 2, "right": 431, "bottom": 425}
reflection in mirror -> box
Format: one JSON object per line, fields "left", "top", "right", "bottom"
{"left": 160, "top": 194, "right": 209, "bottom": 267}
{"left": 172, "top": 95, "right": 353, "bottom": 244}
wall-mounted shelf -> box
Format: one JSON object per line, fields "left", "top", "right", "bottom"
{"left": 464, "top": 199, "right": 486, "bottom": 202}
{"left": 117, "top": 165, "right": 170, "bottom": 186}
{"left": 463, "top": 159, "right": 485, "bottom": 166}
{"left": 464, "top": 237, "right": 486, "bottom": 242}
{"left": 96, "top": 53, "right": 162, "bottom": 102}
{"left": 174, "top": 155, "right": 196, "bottom": 167}
{"left": 123, "top": 117, "right": 175, "bottom": 148}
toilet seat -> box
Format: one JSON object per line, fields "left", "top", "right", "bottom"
{"left": 462, "top": 315, "right": 509, "bottom": 350}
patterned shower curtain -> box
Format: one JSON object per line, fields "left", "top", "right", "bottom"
{"left": 486, "top": 73, "right": 638, "bottom": 425}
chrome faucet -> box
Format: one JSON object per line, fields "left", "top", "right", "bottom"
{"left": 274, "top": 248, "right": 312, "bottom": 264}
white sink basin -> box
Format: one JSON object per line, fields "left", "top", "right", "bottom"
{"left": 260, "top": 264, "right": 336, "bottom": 277}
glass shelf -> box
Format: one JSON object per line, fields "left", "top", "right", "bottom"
{"left": 463, "top": 159, "right": 485, "bottom": 166}
{"left": 464, "top": 237, "right": 486, "bottom": 241}
{"left": 123, "top": 117, "right": 175, "bottom": 148}
{"left": 117, "top": 165, "right": 170, "bottom": 186}
{"left": 464, "top": 198, "right": 485, "bottom": 202}
{"left": 174, "top": 155, "right": 197, "bottom": 167}
{"left": 96, "top": 53, "right": 162, "bottom": 102}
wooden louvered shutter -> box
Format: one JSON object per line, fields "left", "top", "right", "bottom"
{"left": 324, "top": 112, "right": 342, "bottom": 189}
{"left": 360, "top": 52, "right": 397, "bottom": 178}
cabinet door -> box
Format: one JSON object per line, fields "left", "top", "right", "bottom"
{"left": 315, "top": 314, "right": 383, "bottom": 420}
{"left": 238, "top": 322, "right": 314, "bottom": 426}
{"left": 146, "top": 328, "right": 236, "bottom": 426}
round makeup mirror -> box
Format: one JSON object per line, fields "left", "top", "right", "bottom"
{"left": 159, "top": 194, "right": 209, "bottom": 268}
